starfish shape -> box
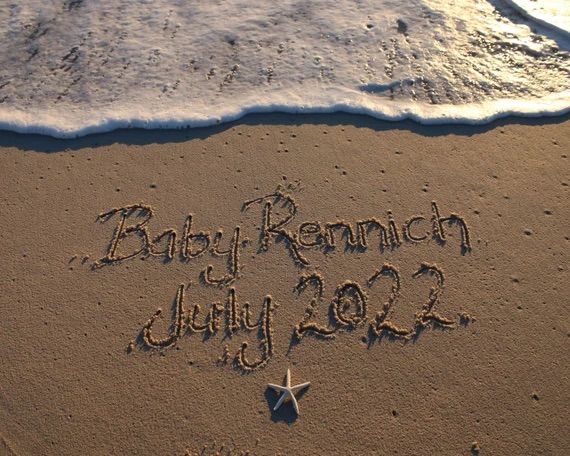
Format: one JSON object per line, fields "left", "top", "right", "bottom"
{"left": 268, "top": 368, "right": 310, "bottom": 415}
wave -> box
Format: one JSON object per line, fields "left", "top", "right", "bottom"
{"left": 0, "top": 0, "right": 568, "bottom": 138}
{"left": 502, "top": 0, "right": 570, "bottom": 38}
{"left": 0, "top": 90, "right": 568, "bottom": 139}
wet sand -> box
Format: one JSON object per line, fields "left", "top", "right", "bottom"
{"left": 0, "top": 114, "right": 568, "bottom": 455}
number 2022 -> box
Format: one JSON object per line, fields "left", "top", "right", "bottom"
{"left": 294, "top": 262, "right": 456, "bottom": 342}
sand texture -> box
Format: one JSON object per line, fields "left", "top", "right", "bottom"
{"left": 0, "top": 115, "right": 568, "bottom": 455}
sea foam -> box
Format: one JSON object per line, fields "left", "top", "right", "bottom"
{"left": 504, "top": 0, "right": 569, "bottom": 37}
{"left": 0, "top": 0, "right": 568, "bottom": 138}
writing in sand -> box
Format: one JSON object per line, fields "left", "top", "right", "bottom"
{"left": 89, "top": 189, "right": 473, "bottom": 372}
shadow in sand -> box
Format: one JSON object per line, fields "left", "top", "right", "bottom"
{"left": 264, "top": 371, "right": 310, "bottom": 425}
{"left": 0, "top": 111, "right": 568, "bottom": 153}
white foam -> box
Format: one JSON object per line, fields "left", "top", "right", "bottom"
{"left": 0, "top": 90, "right": 568, "bottom": 139}
{"left": 503, "top": 0, "right": 570, "bottom": 37}
{"left": 0, "top": 0, "right": 568, "bottom": 138}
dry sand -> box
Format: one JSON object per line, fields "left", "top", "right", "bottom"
{"left": 0, "top": 114, "right": 568, "bottom": 455}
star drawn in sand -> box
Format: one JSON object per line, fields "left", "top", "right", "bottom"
{"left": 268, "top": 368, "right": 310, "bottom": 415}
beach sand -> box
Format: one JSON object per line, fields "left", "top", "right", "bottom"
{"left": 0, "top": 114, "right": 568, "bottom": 455}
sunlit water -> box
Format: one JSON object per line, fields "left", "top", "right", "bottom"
{"left": 0, "top": 0, "right": 568, "bottom": 137}
{"left": 505, "top": 0, "right": 569, "bottom": 36}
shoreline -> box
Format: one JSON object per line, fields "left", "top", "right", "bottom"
{"left": 0, "top": 93, "right": 569, "bottom": 140}
{"left": 1, "top": 111, "right": 569, "bottom": 150}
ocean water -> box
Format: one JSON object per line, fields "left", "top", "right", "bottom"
{"left": 0, "top": 0, "right": 568, "bottom": 138}
{"left": 504, "top": 0, "right": 569, "bottom": 37}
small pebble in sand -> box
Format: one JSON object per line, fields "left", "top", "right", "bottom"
{"left": 471, "top": 442, "right": 481, "bottom": 454}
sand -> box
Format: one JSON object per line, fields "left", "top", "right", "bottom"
{"left": 0, "top": 114, "right": 568, "bottom": 456}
